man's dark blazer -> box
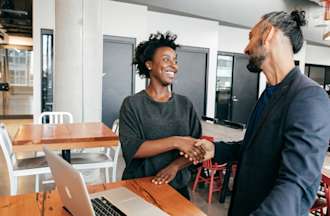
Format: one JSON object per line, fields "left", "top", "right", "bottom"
{"left": 214, "top": 67, "right": 330, "bottom": 216}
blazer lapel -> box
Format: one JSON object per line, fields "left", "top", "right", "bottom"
{"left": 244, "top": 68, "right": 299, "bottom": 150}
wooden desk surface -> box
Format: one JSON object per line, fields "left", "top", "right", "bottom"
{"left": 0, "top": 177, "right": 206, "bottom": 216}
{"left": 12, "top": 122, "right": 118, "bottom": 152}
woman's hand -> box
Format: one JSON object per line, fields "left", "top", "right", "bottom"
{"left": 152, "top": 163, "right": 179, "bottom": 185}
{"left": 181, "top": 139, "right": 215, "bottom": 163}
{"left": 173, "top": 136, "right": 206, "bottom": 163}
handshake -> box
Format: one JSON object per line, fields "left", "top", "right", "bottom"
{"left": 175, "top": 136, "right": 215, "bottom": 165}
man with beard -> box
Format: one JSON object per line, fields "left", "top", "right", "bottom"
{"left": 193, "top": 10, "right": 330, "bottom": 216}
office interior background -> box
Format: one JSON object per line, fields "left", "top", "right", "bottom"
{"left": 0, "top": 0, "right": 330, "bottom": 215}
{"left": 0, "top": 0, "right": 329, "bottom": 124}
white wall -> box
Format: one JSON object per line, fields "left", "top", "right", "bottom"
{"left": 306, "top": 44, "right": 330, "bottom": 66}
{"left": 102, "top": 0, "right": 148, "bottom": 94}
{"left": 147, "top": 11, "right": 219, "bottom": 117}
{"left": 32, "top": 0, "right": 55, "bottom": 122}
{"left": 218, "top": 25, "right": 249, "bottom": 53}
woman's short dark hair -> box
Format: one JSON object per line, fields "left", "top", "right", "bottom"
{"left": 133, "top": 32, "right": 179, "bottom": 78}
{"left": 262, "top": 10, "right": 307, "bottom": 54}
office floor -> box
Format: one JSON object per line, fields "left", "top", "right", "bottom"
{"left": 0, "top": 119, "right": 321, "bottom": 215}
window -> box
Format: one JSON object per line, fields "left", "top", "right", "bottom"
{"left": 7, "top": 48, "right": 33, "bottom": 86}
{"left": 305, "top": 64, "right": 330, "bottom": 96}
{"left": 41, "top": 29, "right": 54, "bottom": 112}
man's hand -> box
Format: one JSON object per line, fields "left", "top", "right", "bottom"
{"left": 152, "top": 163, "right": 179, "bottom": 185}
{"left": 173, "top": 136, "right": 206, "bottom": 162}
{"left": 180, "top": 139, "right": 215, "bottom": 163}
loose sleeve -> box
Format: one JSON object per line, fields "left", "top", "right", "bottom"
{"left": 119, "top": 98, "right": 145, "bottom": 168}
{"left": 213, "top": 141, "right": 242, "bottom": 164}
{"left": 188, "top": 102, "right": 202, "bottom": 139}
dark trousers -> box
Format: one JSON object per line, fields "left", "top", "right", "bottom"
{"left": 176, "top": 186, "right": 190, "bottom": 200}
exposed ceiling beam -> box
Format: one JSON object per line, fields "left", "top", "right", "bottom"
{"left": 0, "top": 23, "right": 31, "bottom": 29}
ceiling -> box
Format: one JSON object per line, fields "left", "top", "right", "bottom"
{"left": 0, "top": 0, "right": 32, "bottom": 37}
{"left": 115, "top": 0, "right": 330, "bottom": 47}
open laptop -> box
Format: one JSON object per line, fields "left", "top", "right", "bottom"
{"left": 43, "top": 146, "right": 169, "bottom": 216}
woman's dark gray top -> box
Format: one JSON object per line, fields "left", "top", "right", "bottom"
{"left": 119, "top": 90, "right": 201, "bottom": 189}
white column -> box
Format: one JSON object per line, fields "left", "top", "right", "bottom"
{"left": 54, "top": 0, "right": 83, "bottom": 122}
{"left": 82, "top": 0, "right": 103, "bottom": 122}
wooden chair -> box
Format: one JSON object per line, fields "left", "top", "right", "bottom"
{"left": 310, "top": 174, "right": 329, "bottom": 216}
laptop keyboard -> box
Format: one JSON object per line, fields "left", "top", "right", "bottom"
{"left": 91, "top": 196, "right": 127, "bottom": 216}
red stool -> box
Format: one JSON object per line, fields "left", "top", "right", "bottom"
{"left": 192, "top": 136, "right": 227, "bottom": 204}
{"left": 309, "top": 174, "right": 329, "bottom": 216}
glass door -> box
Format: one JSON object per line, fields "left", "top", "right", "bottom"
{"left": 0, "top": 46, "right": 33, "bottom": 118}
{"left": 215, "top": 55, "right": 233, "bottom": 122}
{"left": 41, "top": 29, "right": 54, "bottom": 112}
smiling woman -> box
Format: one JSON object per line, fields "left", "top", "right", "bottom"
{"left": 118, "top": 32, "right": 205, "bottom": 200}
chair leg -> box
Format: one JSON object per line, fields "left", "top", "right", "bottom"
{"left": 10, "top": 176, "right": 18, "bottom": 195}
{"left": 112, "top": 167, "right": 116, "bottom": 182}
{"left": 208, "top": 170, "right": 215, "bottom": 204}
{"left": 105, "top": 168, "right": 110, "bottom": 183}
{"left": 192, "top": 168, "right": 202, "bottom": 192}
{"left": 35, "top": 175, "right": 39, "bottom": 192}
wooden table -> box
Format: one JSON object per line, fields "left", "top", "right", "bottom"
{"left": 13, "top": 122, "right": 118, "bottom": 162}
{"left": 0, "top": 177, "right": 206, "bottom": 216}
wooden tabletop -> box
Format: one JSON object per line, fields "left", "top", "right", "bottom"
{"left": 12, "top": 122, "right": 118, "bottom": 152}
{"left": 0, "top": 177, "right": 206, "bottom": 216}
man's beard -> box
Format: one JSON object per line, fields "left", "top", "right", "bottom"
{"left": 247, "top": 53, "right": 265, "bottom": 74}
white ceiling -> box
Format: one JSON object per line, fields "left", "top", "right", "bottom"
{"left": 114, "top": 0, "right": 330, "bottom": 47}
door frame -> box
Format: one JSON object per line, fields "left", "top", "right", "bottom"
{"left": 175, "top": 45, "right": 209, "bottom": 117}
{"left": 305, "top": 63, "right": 330, "bottom": 89}
{"left": 102, "top": 35, "right": 136, "bottom": 96}
{"left": 216, "top": 51, "right": 260, "bottom": 122}
{"left": 40, "top": 29, "right": 54, "bottom": 112}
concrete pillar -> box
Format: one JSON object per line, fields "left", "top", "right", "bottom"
{"left": 54, "top": 0, "right": 83, "bottom": 122}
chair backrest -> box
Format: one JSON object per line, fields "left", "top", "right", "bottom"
{"left": 0, "top": 124, "right": 15, "bottom": 173}
{"left": 322, "top": 174, "right": 330, "bottom": 211}
{"left": 112, "top": 119, "right": 119, "bottom": 135}
{"left": 108, "top": 119, "right": 120, "bottom": 163}
{"left": 38, "top": 112, "right": 73, "bottom": 124}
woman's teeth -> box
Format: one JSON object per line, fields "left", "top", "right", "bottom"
{"left": 165, "top": 71, "right": 175, "bottom": 77}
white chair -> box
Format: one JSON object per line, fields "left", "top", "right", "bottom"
{"left": 0, "top": 124, "right": 50, "bottom": 195}
{"left": 37, "top": 111, "right": 75, "bottom": 184}
{"left": 71, "top": 119, "right": 121, "bottom": 183}
{"left": 38, "top": 111, "right": 73, "bottom": 124}
{"left": 38, "top": 111, "right": 80, "bottom": 157}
